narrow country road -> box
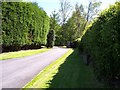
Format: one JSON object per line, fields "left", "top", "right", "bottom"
{"left": 0, "top": 47, "right": 69, "bottom": 88}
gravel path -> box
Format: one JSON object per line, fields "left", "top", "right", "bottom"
{"left": 0, "top": 47, "right": 69, "bottom": 88}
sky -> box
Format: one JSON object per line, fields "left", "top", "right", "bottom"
{"left": 25, "top": 0, "right": 117, "bottom": 16}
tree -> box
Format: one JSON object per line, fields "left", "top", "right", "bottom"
{"left": 59, "top": 3, "right": 86, "bottom": 42}
{"left": 50, "top": 10, "right": 60, "bottom": 30}
{"left": 58, "top": 0, "right": 73, "bottom": 45}
{"left": 73, "top": 3, "right": 86, "bottom": 38}
{"left": 49, "top": 10, "right": 61, "bottom": 45}
{"left": 59, "top": 0, "right": 72, "bottom": 25}
{"left": 46, "top": 30, "right": 55, "bottom": 48}
{"left": 83, "top": 0, "right": 102, "bottom": 29}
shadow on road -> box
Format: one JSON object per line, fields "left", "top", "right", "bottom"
{"left": 46, "top": 49, "right": 104, "bottom": 88}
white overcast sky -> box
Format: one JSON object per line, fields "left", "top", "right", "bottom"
{"left": 25, "top": 0, "right": 117, "bottom": 16}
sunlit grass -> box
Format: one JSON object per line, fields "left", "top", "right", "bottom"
{"left": 23, "top": 49, "right": 105, "bottom": 89}
{"left": 0, "top": 48, "right": 50, "bottom": 60}
{"left": 23, "top": 49, "right": 73, "bottom": 88}
{"left": 59, "top": 46, "right": 66, "bottom": 48}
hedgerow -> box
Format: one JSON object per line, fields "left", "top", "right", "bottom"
{"left": 2, "top": 2, "right": 50, "bottom": 51}
{"left": 79, "top": 2, "right": 120, "bottom": 87}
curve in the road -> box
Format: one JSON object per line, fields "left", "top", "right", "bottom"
{"left": 0, "top": 47, "right": 69, "bottom": 88}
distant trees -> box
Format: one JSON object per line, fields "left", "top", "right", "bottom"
{"left": 59, "top": 0, "right": 72, "bottom": 25}
{"left": 70, "top": 3, "right": 86, "bottom": 39}
{"left": 61, "top": 9, "right": 85, "bottom": 42}
{"left": 50, "top": 10, "right": 60, "bottom": 30}
{"left": 74, "top": 3, "right": 85, "bottom": 38}
{"left": 49, "top": 10, "right": 61, "bottom": 45}
{"left": 83, "top": 0, "right": 102, "bottom": 29}
{"left": 2, "top": 2, "right": 50, "bottom": 52}
{"left": 58, "top": 0, "right": 73, "bottom": 45}
{"left": 53, "top": 0, "right": 102, "bottom": 46}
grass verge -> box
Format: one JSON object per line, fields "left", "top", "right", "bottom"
{"left": 23, "top": 49, "right": 105, "bottom": 88}
{"left": 23, "top": 49, "right": 73, "bottom": 88}
{"left": 0, "top": 48, "right": 50, "bottom": 60}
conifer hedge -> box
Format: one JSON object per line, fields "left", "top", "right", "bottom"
{"left": 79, "top": 2, "right": 120, "bottom": 87}
{"left": 2, "top": 2, "right": 50, "bottom": 52}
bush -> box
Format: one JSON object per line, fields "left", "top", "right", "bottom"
{"left": 46, "top": 30, "right": 55, "bottom": 48}
{"left": 2, "top": 2, "right": 50, "bottom": 52}
{"left": 79, "top": 2, "right": 120, "bottom": 87}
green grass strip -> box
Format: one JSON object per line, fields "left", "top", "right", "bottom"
{"left": 23, "top": 49, "right": 106, "bottom": 88}
{"left": 0, "top": 48, "right": 50, "bottom": 60}
{"left": 23, "top": 49, "right": 73, "bottom": 89}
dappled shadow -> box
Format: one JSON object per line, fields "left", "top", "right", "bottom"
{"left": 46, "top": 49, "right": 104, "bottom": 88}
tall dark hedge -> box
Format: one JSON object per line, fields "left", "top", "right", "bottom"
{"left": 46, "top": 30, "right": 55, "bottom": 48}
{"left": 79, "top": 2, "right": 120, "bottom": 87}
{"left": 2, "top": 2, "right": 49, "bottom": 51}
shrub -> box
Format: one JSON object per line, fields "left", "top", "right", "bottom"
{"left": 79, "top": 2, "right": 120, "bottom": 87}
{"left": 46, "top": 30, "right": 55, "bottom": 48}
{"left": 2, "top": 2, "right": 50, "bottom": 52}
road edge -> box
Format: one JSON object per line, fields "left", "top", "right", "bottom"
{"left": 22, "top": 49, "right": 73, "bottom": 88}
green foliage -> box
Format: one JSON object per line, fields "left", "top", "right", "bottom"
{"left": 55, "top": 3, "right": 90, "bottom": 46}
{"left": 23, "top": 49, "right": 105, "bottom": 88}
{"left": 46, "top": 30, "right": 55, "bottom": 48}
{"left": 49, "top": 10, "right": 61, "bottom": 46}
{"left": 2, "top": 2, "right": 50, "bottom": 51}
{"left": 50, "top": 10, "right": 60, "bottom": 30}
{"left": 79, "top": 2, "right": 120, "bottom": 87}
{"left": 57, "top": 8, "right": 86, "bottom": 46}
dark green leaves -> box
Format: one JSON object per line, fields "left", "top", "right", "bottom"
{"left": 2, "top": 2, "right": 50, "bottom": 51}
{"left": 79, "top": 2, "right": 120, "bottom": 87}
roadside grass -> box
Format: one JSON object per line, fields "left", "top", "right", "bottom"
{"left": 23, "top": 49, "right": 105, "bottom": 89}
{"left": 0, "top": 48, "right": 50, "bottom": 60}
{"left": 23, "top": 49, "right": 73, "bottom": 89}
{"left": 48, "top": 49, "right": 105, "bottom": 88}
{"left": 59, "top": 46, "right": 66, "bottom": 48}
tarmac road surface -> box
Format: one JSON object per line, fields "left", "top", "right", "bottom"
{"left": 0, "top": 47, "right": 69, "bottom": 88}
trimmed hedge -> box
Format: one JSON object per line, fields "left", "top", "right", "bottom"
{"left": 79, "top": 2, "right": 120, "bottom": 87}
{"left": 2, "top": 2, "right": 50, "bottom": 52}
